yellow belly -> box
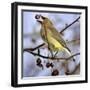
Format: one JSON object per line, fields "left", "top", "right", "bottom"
{"left": 47, "top": 35, "right": 64, "bottom": 51}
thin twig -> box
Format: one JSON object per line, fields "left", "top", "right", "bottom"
{"left": 24, "top": 43, "right": 45, "bottom": 51}
{"left": 60, "top": 16, "right": 80, "bottom": 34}
{"left": 24, "top": 49, "right": 80, "bottom": 61}
{"left": 66, "top": 53, "right": 80, "bottom": 60}
{"left": 66, "top": 39, "right": 80, "bottom": 43}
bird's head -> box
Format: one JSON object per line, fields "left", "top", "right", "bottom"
{"left": 35, "top": 14, "right": 53, "bottom": 26}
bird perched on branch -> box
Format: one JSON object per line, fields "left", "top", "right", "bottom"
{"left": 35, "top": 14, "right": 75, "bottom": 61}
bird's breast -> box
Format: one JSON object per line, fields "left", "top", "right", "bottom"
{"left": 47, "top": 34, "right": 64, "bottom": 51}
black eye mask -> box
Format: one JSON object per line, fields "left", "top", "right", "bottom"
{"left": 41, "top": 16, "right": 46, "bottom": 19}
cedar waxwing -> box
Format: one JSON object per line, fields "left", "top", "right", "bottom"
{"left": 35, "top": 14, "right": 75, "bottom": 61}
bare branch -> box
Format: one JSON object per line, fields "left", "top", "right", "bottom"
{"left": 24, "top": 43, "right": 45, "bottom": 51}
{"left": 66, "top": 39, "right": 80, "bottom": 44}
{"left": 66, "top": 53, "right": 80, "bottom": 60}
{"left": 60, "top": 16, "right": 80, "bottom": 34}
{"left": 24, "top": 49, "right": 80, "bottom": 61}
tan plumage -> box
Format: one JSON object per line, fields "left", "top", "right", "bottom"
{"left": 35, "top": 15, "right": 74, "bottom": 59}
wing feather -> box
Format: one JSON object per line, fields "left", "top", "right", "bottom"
{"left": 48, "top": 26, "right": 67, "bottom": 48}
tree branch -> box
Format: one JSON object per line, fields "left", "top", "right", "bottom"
{"left": 24, "top": 43, "right": 45, "bottom": 51}
{"left": 24, "top": 49, "right": 80, "bottom": 61}
{"left": 60, "top": 16, "right": 80, "bottom": 34}
{"left": 66, "top": 38, "right": 80, "bottom": 44}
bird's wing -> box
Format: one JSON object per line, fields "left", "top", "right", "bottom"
{"left": 40, "top": 26, "right": 47, "bottom": 42}
{"left": 48, "top": 26, "right": 70, "bottom": 51}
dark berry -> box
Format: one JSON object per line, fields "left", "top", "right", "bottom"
{"left": 35, "top": 14, "right": 40, "bottom": 19}
{"left": 46, "top": 62, "right": 53, "bottom": 68}
{"left": 52, "top": 69, "right": 59, "bottom": 76}
{"left": 36, "top": 58, "right": 41, "bottom": 65}
{"left": 46, "top": 62, "right": 51, "bottom": 68}
{"left": 50, "top": 63, "right": 54, "bottom": 68}
{"left": 37, "top": 63, "right": 43, "bottom": 70}
{"left": 73, "top": 58, "right": 75, "bottom": 62}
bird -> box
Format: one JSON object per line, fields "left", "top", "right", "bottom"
{"left": 35, "top": 14, "right": 75, "bottom": 61}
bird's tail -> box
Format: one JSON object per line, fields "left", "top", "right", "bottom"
{"left": 64, "top": 47, "right": 75, "bottom": 61}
